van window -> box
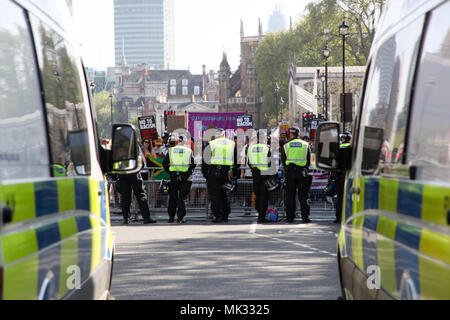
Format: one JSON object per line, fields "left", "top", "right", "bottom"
{"left": 408, "top": 1, "right": 450, "bottom": 183}
{"left": 358, "top": 16, "right": 425, "bottom": 174}
{"left": 0, "top": 1, "right": 50, "bottom": 180}
{"left": 31, "top": 18, "right": 91, "bottom": 176}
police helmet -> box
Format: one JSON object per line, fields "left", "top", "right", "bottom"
{"left": 342, "top": 131, "right": 352, "bottom": 142}
{"left": 289, "top": 126, "right": 300, "bottom": 138}
{"left": 215, "top": 128, "right": 225, "bottom": 137}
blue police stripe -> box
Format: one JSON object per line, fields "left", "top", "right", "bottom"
{"left": 364, "top": 179, "right": 379, "bottom": 210}
{"left": 36, "top": 222, "right": 61, "bottom": 250}
{"left": 345, "top": 178, "right": 353, "bottom": 222}
{"left": 74, "top": 179, "right": 90, "bottom": 211}
{"left": 35, "top": 181, "right": 59, "bottom": 217}
{"left": 36, "top": 222, "right": 61, "bottom": 299}
{"left": 75, "top": 215, "right": 92, "bottom": 232}
{"left": 397, "top": 181, "right": 422, "bottom": 219}
{"left": 362, "top": 215, "right": 379, "bottom": 269}
{"left": 394, "top": 222, "right": 421, "bottom": 296}
{"left": 99, "top": 182, "right": 107, "bottom": 224}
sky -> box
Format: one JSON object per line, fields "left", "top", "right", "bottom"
{"left": 72, "top": 0, "right": 309, "bottom": 75}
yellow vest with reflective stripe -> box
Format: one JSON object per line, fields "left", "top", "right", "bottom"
{"left": 284, "top": 139, "right": 308, "bottom": 166}
{"left": 340, "top": 142, "right": 350, "bottom": 148}
{"left": 169, "top": 145, "right": 192, "bottom": 172}
{"left": 248, "top": 144, "right": 270, "bottom": 171}
{"left": 209, "top": 137, "right": 235, "bottom": 166}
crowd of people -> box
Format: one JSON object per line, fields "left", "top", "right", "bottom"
{"left": 103, "top": 127, "right": 351, "bottom": 225}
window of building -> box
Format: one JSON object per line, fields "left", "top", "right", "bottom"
{"left": 407, "top": 1, "right": 450, "bottom": 183}
{"left": 32, "top": 17, "right": 92, "bottom": 176}
{"left": 0, "top": 1, "right": 50, "bottom": 180}
{"left": 170, "top": 86, "right": 176, "bottom": 95}
{"left": 357, "top": 16, "right": 425, "bottom": 175}
{"left": 194, "top": 86, "right": 200, "bottom": 95}
{"left": 182, "top": 79, "right": 188, "bottom": 86}
{"left": 182, "top": 86, "right": 188, "bottom": 95}
{"left": 170, "top": 79, "right": 176, "bottom": 86}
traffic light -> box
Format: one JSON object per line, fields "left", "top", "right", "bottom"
{"left": 164, "top": 111, "right": 176, "bottom": 127}
{"left": 302, "top": 112, "right": 314, "bottom": 128}
{"left": 302, "top": 112, "right": 308, "bottom": 127}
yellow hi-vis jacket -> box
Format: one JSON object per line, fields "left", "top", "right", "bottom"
{"left": 283, "top": 139, "right": 309, "bottom": 167}
{"left": 169, "top": 145, "right": 192, "bottom": 172}
{"left": 209, "top": 137, "right": 235, "bottom": 166}
{"left": 247, "top": 143, "right": 270, "bottom": 171}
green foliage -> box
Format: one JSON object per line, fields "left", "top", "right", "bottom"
{"left": 254, "top": 0, "right": 385, "bottom": 127}
{"left": 94, "top": 91, "right": 114, "bottom": 139}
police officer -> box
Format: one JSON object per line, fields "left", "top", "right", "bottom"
{"left": 335, "top": 131, "right": 352, "bottom": 223}
{"left": 202, "top": 128, "right": 239, "bottom": 223}
{"left": 281, "top": 127, "right": 311, "bottom": 223}
{"left": 247, "top": 132, "right": 273, "bottom": 223}
{"left": 118, "top": 167, "right": 157, "bottom": 225}
{"left": 163, "top": 135, "right": 196, "bottom": 223}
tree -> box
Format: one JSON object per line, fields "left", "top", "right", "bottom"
{"left": 94, "top": 91, "right": 115, "bottom": 139}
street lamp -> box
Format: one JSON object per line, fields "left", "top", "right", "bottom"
{"left": 274, "top": 83, "right": 280, "bottom": 126}
{"left": 323, "top": 29, "right": 330, "bottom": 120}
{"left": 339, "top": 17, "right": 349, "bottom": 127}
{"left": 320, "top": 72, "right": 326, "bottom": 117}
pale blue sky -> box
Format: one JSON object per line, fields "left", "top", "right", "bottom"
{"left": 73, "top": 0, "right": 308, "bottom": 74}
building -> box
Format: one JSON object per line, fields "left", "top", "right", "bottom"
{"left": 218, "top": 20, "right": 264, "bottom": 129}
{"left": 113, "top": 0, "right": 175, "bottom": 69}
{"left": 111, "top": 61, "right": 218, "bottom": 133}
{"left": 268, "top": 3, "right": 286, "bottom": 33}
{"left": 288, "top": 58, "right": 366, "bottom": 130}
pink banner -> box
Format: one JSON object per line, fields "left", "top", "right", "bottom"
{"left": 188, "top": 112, "right": 246, "bottom": 140}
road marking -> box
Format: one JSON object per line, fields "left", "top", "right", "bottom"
{"left": 249, "top": 222, "right": 258, "bottom": 234}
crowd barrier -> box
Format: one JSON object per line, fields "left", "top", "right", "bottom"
{"left": 108, "top": 167, "right": 335, "bottom": 221}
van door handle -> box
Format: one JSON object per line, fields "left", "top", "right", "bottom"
{"left": 350, "top": 187, "right": 360, "bottom": 195}
{"left": 2, "top": 206, "right": 14, "bottom": 223}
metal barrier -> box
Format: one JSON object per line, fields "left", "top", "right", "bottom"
{"left": 108, "top": 167, "right": 335, "bottom": 221}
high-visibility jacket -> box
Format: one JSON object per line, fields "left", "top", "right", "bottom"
{"left": 52, "top": 164, "right": 66, "bottom": 177}
{"left": 248, "top": 143, "right": 270, "bottom": 171}
{"left": 340, "top": 142, "right": 351, "bottom": 148}
{"left": 209, "top": 137, "right": 235, "bottom": 166}
{"left": 169, "top": 145, "right": 192, "bottom": 172}
{"left": 283, "top": 139, "right": 309, "bottom": 167}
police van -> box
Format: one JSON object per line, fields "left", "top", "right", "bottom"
{"left": 315, "top": 0, "right": 450, "bottom": 299}
{"left": 0, "top": 0, "right": 142, "bottom": 299}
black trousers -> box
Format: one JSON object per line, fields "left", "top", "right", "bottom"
{"left": 118, "top": 172, "right": 151, "bottom": 221}
{"left": 285, "top": 168, "right": 310, "bottom": 221}
{"left": 207, "top": 176, "right": 231, "bottom": 221}
{"left": 168, "top": 178, "right": 191, "bottom": 220}
{"left": 252, "top": 175, "right": 270, "bottom": 220}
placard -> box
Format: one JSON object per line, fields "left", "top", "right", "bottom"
{"left": 138, "top": 115, "right": 158, "bottom": 140}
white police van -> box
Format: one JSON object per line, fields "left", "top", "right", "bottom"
{"left": 315, "top": 0, "right": 450, "bottom": 299}
{"left": 0, "top": 0, "right": 142, "bottom": 299}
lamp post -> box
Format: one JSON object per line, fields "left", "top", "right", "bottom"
{"left": 323, "top": 29, "right": 330, "bottom": 121}
{"left": 320, "top": 73, "right": 326, "bottom": 117}
{"left": 339, "top": 17, "right": 349, "bottom": 127}
{"left": 274, "top": 83, "right": 280, "bottom": 126}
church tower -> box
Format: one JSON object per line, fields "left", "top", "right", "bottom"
{"left": 218, "top": 52, "right": 231, "bottom": 105}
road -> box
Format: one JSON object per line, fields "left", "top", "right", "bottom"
{"left": 110, "top": 213, "right": 342, "bottom": 301}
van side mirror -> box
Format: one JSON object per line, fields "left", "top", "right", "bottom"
{"left": 314, "top": 122, "right": 340, "bottom": 170}
{"left": 111, "top": 124, "right": 143, "bottom": 174}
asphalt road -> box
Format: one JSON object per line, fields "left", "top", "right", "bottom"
{"left": 110, "top": 213, "right": 342, "bottom": 301}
